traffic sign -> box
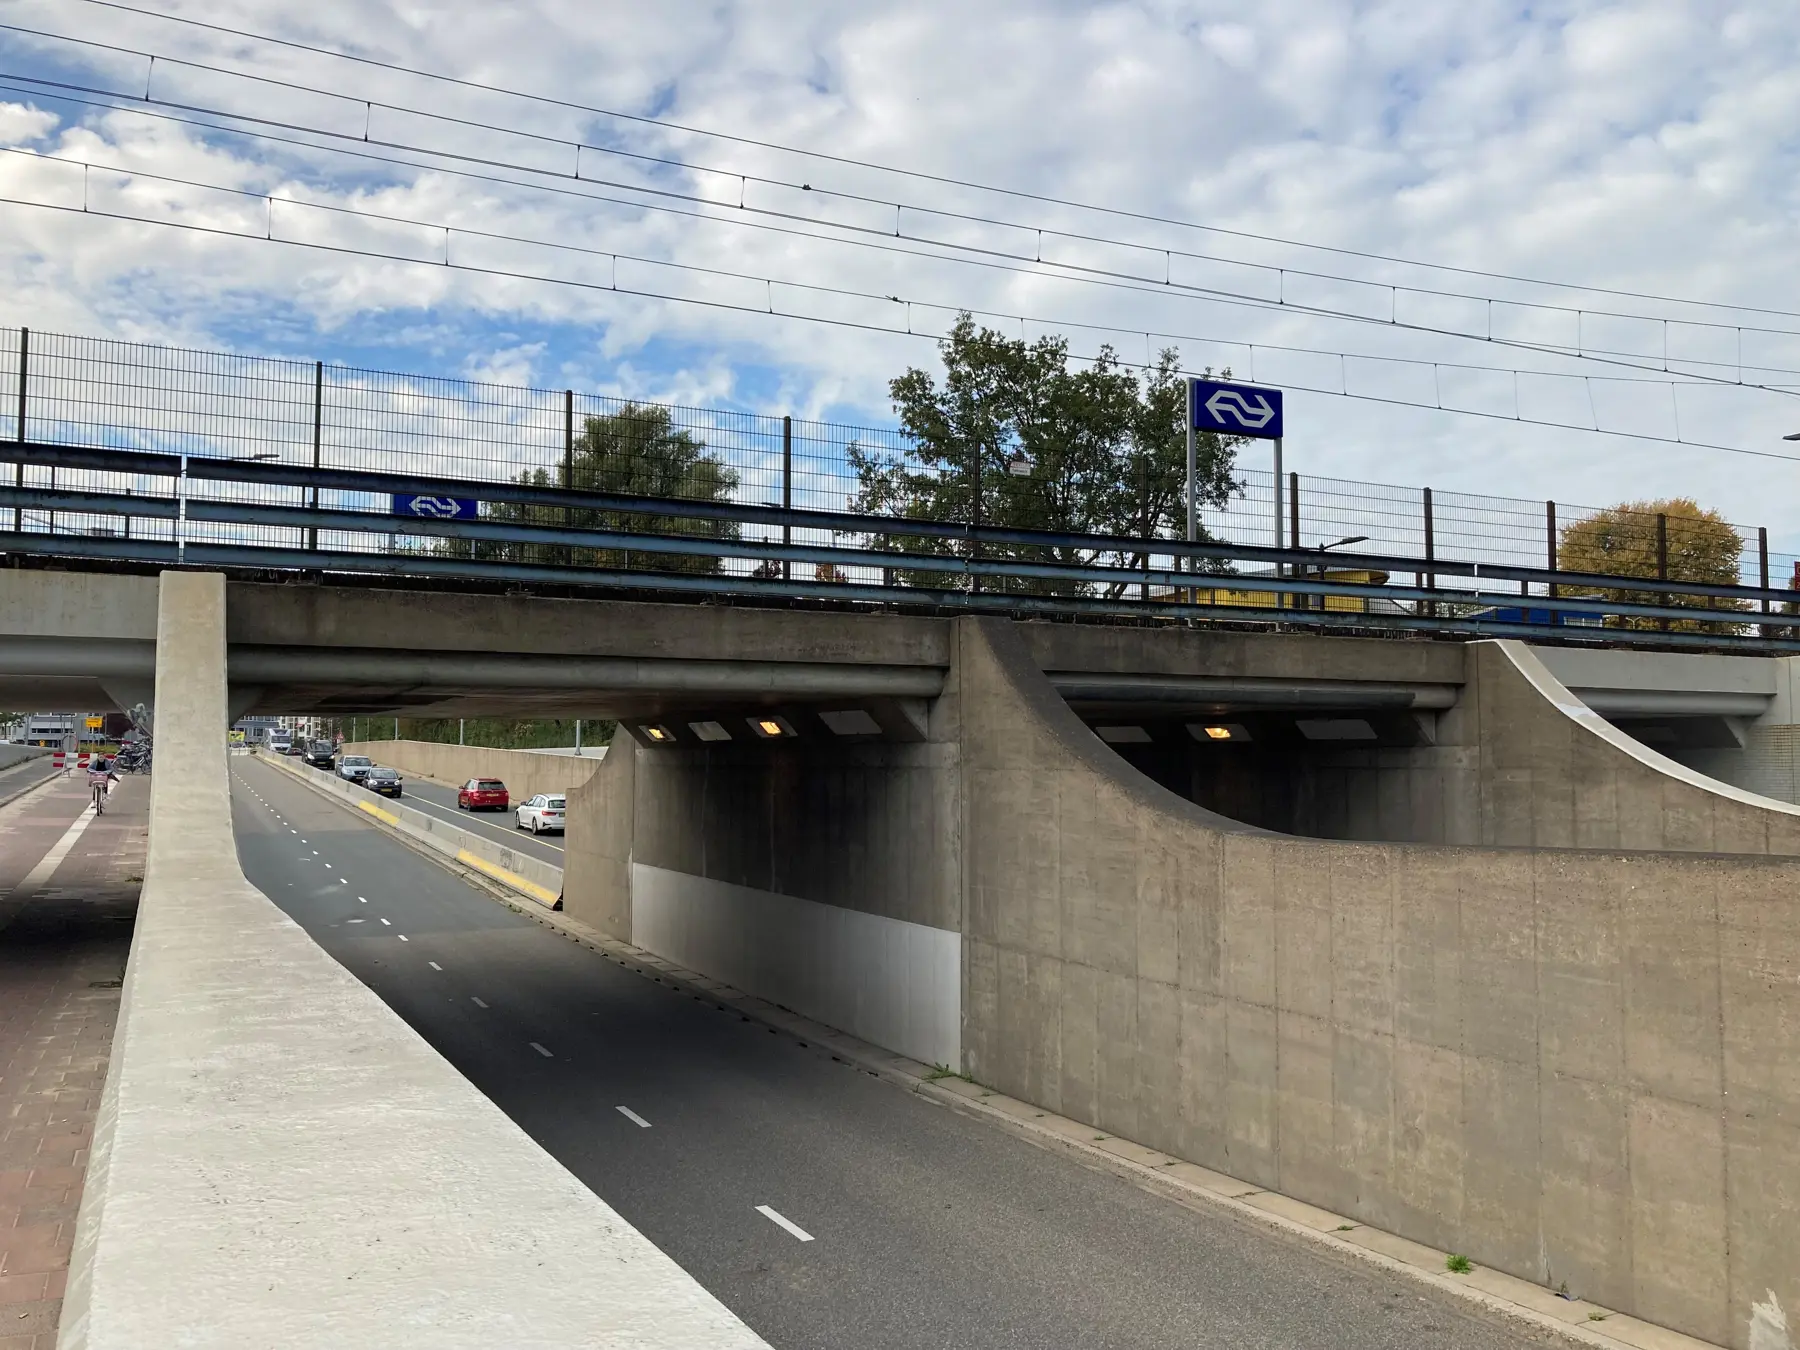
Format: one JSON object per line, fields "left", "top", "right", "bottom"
{"left": 85, "top": 716, "right": 103, "bottom": 729}
{"left": 391, "top": 494, "right": 480, "bottom": 519}
{"left": 1189, "top": 379, "right": 1283, "bottom": 440}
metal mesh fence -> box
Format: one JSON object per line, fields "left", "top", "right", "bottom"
{"left": 0, "top": 324, "right": 1790, "bottom": 602}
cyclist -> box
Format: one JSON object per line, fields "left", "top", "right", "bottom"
{"left": 87, "top": 755, "right": 120, "bottom": 814}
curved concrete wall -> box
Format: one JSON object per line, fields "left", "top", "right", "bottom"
{"left": 958, "top": 617, "right": 1800, "bottom": 1350}
{"left": 63, "top": 573, "right": 765, "bottom": 1349}
{"left": 1472, "top": 641, "right": 1800, "bottom": 853}
{"left": 342, "top": 738, "right": 605, "bottom": 803}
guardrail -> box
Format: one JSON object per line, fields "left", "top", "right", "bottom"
{"left": 5, "top": 441, "right": 1797, "bottom": 653}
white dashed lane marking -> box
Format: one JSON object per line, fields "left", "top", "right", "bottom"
{"left": 379, "top": 917, "right": 391, "bottom": 926}
{"left": 530, "top": 1042, "right": 553, "bottom": 1058}
{"left": 756, "top": 1206, "right": 815, "bottom": 1243}
{"left": 616, "top": 1106, "right": 651, "bottom": 1129}
{"left": 428, "top": 961, "right": 442, "bottom": 971}
{"left": 471, "top": 997, "right": 488, "bottom": 1008}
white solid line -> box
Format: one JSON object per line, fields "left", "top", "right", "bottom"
{"left": 530, "top": 1041, "right": 553, "bottom": 1058}
{"left": 616, "top": 1106, "right": 651, "bottom": 1129}
{"left": 755, "top": 1206, "right": 814, "bottom": 1242}
{"left": 428, "top": 961, "right": 442, "bottom": 971}
{"left": 379, "top": 917, "right": 391, "bottom": 926}
{"left": 471, "top": 996, "right": 488, "bottom": 1008}
{"left": 9, "top": 805, "right": 99, "bottom": 898}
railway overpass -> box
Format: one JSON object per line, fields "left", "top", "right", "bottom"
{"left": 9, "top": 564, "right": 1800, "bottom": 1350}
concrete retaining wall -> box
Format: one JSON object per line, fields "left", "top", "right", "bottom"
{"left": 1471, "top": 641, "right": 1800, "bottom": 853}
{"left": 62, "top": 571, "right": 765, "bottom": 1349}
{"left": 633, "top": 863, "right": 961, "bottom": 1068}
{"left": 562, "top": 719, "right": 964, "bottom": 1069}
{"left": 958, "top": 616, "right": 1799, "bottom": 1350}
{"left": 342, "top": 738, "right": 605, "bottom": 802}
{"left": 0, "top": 742, "right": 47, "bottom": 772}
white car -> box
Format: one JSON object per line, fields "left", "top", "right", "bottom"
{"left": 337, "top": 754, "right": 373, "bottom": 783}
{"left": 515, "top": 794, "right": 566, "bottom": 834}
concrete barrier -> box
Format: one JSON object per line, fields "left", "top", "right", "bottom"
{"left": 258, "top": 750, "right": 564, "bottom": 908}
{"left": 341, "top": 738, "right": 604, "bottom": 803}
{"left": 60, "top": 571, "right": 765, "bottom": 1349}
{"left": 957, "top": 617, "right": 1799, "bottom": 1350}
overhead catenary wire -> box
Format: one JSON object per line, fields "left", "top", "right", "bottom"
{"left": 2, "top": 141, "right": 1780, "bottom": 403}
{"left": 0, "top": 23, "right": 1793, "bottom": 351}
{"left": 6, "top": 182, "right": 1800, "bottom": 467}
{"left": 47, "top": 0, "right": 1800, "bottom": 326}
{"left": 0, "top": 72, "right": 1793, "bottom": 400}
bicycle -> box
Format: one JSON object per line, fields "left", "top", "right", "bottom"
{"left": 91, "top": 780, "right": 107, "bottom": 815}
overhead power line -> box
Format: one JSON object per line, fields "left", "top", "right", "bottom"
{"left": 5, "top": 20, "right": 1798, "bottom": 348}
{"left": 6, "top": 140, "right": 1761, "bottom": 396}
{"left": 1, "top": 69, "right": 1795, "bottom": 403}
{"left": 5, "top": 168, "right": 1799, "bottom": 467}
{"left": 51, "top": 0, "right": 1800, "bottom": 324}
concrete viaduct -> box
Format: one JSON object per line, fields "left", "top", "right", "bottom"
{"left": 7, "top": 566, "right": 1800, "bottom": 1350}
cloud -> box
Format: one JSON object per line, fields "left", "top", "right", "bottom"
{"left": 0, "top": 0, "right": 1797, "bottom": 560}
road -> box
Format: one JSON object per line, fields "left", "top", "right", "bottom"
{"left": 295, "top": 753, "right": 568, "bottom": 866}
{"left": 229, "top": 755, "right": 1555, "bottom": 1350}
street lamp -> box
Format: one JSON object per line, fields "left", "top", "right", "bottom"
{"left": 1783, "top": 433, "right": 1800, "bottom": 441}
{"left": 1318, "top": 534, "right": 1370, "bottom": 552}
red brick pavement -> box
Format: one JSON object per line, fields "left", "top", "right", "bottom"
{"left": 0, "top": 775, "right": 144, "bottom": 1350}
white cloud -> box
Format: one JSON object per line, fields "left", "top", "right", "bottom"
{"left": 0, "top": 0, "right": 1797, "bottom": 560}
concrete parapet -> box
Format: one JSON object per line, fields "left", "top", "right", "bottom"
{"left": 956, "top": 616, "right": 1800, "bottom": 1350}
{"left": 1471, "top": 641, "right": 1800, "bottom": 853}
{"left": 60, "top": 572, "right": 765, "bottom": 1349}
{"left": 341, "top": 737, "right": 605, "bottom": 804}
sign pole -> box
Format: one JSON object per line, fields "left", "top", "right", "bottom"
{"left": 1272, "top": 437, "right": 1284, "bottom": 600}
{"left": 1185, "top": 379, "right": 1197, "bottom": 602}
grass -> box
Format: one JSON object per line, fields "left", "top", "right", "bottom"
{"left": 1445, "top": 1253, "right": 1474, "bottom": 1275}
{"left": 923, "top": 1064, "right": 974, "bottom": 1084}
{"left": 1588, "top": 1312, "right": 1608, "bottom": 1322}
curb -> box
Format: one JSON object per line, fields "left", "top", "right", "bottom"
{"left": 244, "top": 753, "right": 1718, "bottom": 1350}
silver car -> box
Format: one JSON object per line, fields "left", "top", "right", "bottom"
{"left": 337, "top": 754, "right": 374, "bottom": 783}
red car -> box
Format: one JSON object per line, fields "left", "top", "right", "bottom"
{"left": 457, "top": 778, "right": 509, "bottom": 811}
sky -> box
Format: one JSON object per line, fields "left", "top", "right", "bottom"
{"left": 1, "top": 0, "right": 1799, "bottom": 558}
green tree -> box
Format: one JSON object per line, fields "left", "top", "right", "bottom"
{"left": 847, "top": 314, "right": 1243, "bottom": 594}
{"left": 453, "top": 404, "right": 740, "bottom": 574}
{"left": 1557, "top": 498, "right": 1746, "bottom": 632}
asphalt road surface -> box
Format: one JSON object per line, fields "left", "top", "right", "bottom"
{"left": 229, "top": 756, "right": 1556, "bottom": 1350}
{"left": 287, "top": 754, "right": 568, "bottom": 866}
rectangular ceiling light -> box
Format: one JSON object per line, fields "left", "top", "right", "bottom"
{"left": 689, "top": 721, "right": 732, "bottom": 742}
{"left": 643, "top": 724, "right": 675, "bottom": 743}
{"left": 1095, "top": 725, "right": 1152, "bottom": 744}
{"left": 820, "top": 709, "right": 881, "bottom": 737}
{"left": 748, "top": 715, "right": 796, "bottom": 739}
{"left": 1296, "top": 718, "right": 1377, "bottom": 741}
{"left": 1187, "top": 723, "right": 1249, "bottom": 742}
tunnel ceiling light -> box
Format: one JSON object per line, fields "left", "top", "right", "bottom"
{"left": 1296, "top": 718, "right": 1376, "bottom": 742}
{"left": 820, "top": 709, "right": 882, "bottom": 737}
{"left": 643, "top": 724, "right": 675, "bottom": 743}
{"left": 1095, "top": 725, "right": 1152, "bottom": 744}
{"left": 1188, "top": 722, "right": 1250, "bottom": 743}
{"left": 749, "top": 715, "right": 796, "bottom": 739}
{"left": 689, "top": 720, "right": 732, "bottom": 742}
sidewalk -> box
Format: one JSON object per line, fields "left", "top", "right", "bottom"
{"left": 0, "top": 776, "right": 145, "bottom": 1350}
